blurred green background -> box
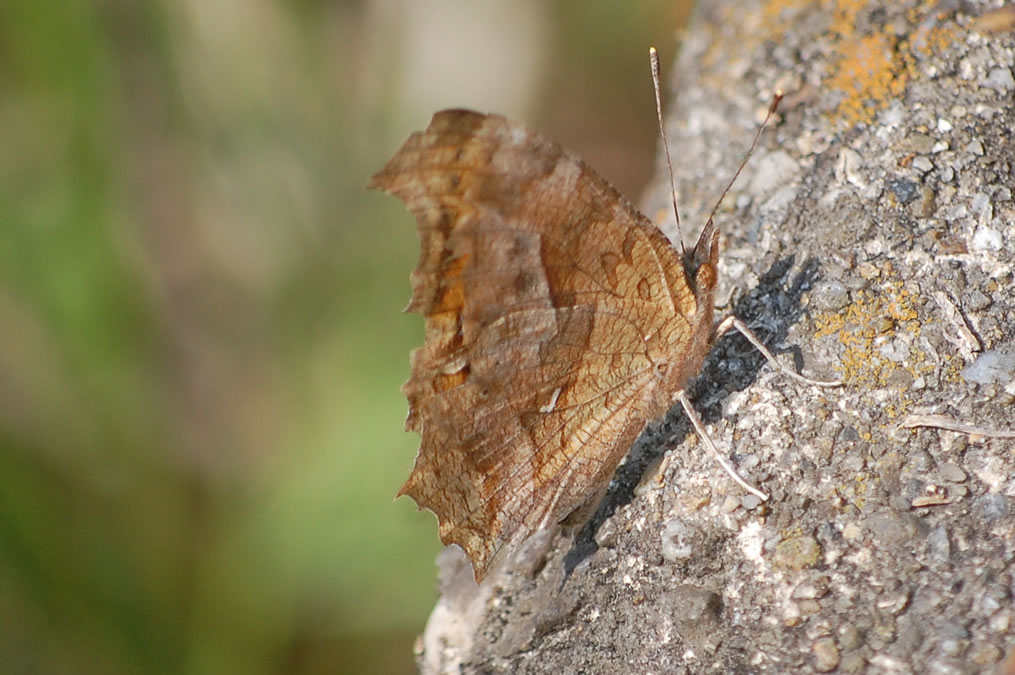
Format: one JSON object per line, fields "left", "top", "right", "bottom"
{"left": 0, "top": 1, "right": 686, "bottom": 672}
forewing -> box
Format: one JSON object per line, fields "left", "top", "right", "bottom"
{"left": 370, "top": 110, "right": 700, "bottom": 580}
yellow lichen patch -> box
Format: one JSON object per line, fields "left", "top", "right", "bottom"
{"left": 814, "top": 311, "right": 846, "bottom": 337}
{"left": 851, "top": 473, "right": 870, "bottom": 510}
{"left": 813, "top": 278, "right": 940, "bottom": 419}
{"left": 760, "top": 0, "right": 961, "bottom": 127}
{"left": 781, "top": 524, "right": 804, "bottom": 540}
{"left": 761, "top": 0, "right": 810, "bottom": 27}
{"left": 828, "top": 0, "right": 869, "bottom": 34}
{"left": 908, "top": 4, "right": 960, "bottom": 57}
{"left": 826, "top": 31, "right": 913, "bottom": 126}
{"left": 912, "top": 24, "right": 957, "bottom": 58}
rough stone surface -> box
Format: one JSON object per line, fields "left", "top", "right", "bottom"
{"left": 412, "top": 1, "right": 1015, "bottom": 672}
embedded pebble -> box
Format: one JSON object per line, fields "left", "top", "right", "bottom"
{"left": 839, "top": 623, "right": 864, "bottom": 650}
{"left": 774, "top": 535, "right": 822, "bottom": 570}
{"left": 813, "top": 637, "right": 840, "bottom": 672}
{"left": 926, "top": 525, "right": 951, "bottom": 564}
{"left": 964, "top": 289, "right": 991, "bottom": 311}
{"left": 888, "top": 178, "right": 919, "bottom": 204}
{"left": 721, "top": 495, "right": 741, "bottom": 513}
{"left": 982, "top": 67, "right": 1015, "bottom": 91}
{"left": 971, "top": 225, "right": 1002, "bottom": 251}
{"left": 660, "top": 520, "right": 695, "bottom": 561}
{"left": 595, "top": 518, "right": 619, "bottom": 549}
{"left": 938, "top": 463, "right": 966, "bottom": 483}
{"left": 911, "top": 156, "right": 934, "bottom": 173}
{"left": 866, "top": 512, "right": 922, "bottom": 546}
{"left": 962, "top": 349, "right": 1015, "bottom": 386}
{"left": 741, "top": 494, "right": 763, "bottom": 510}
{"left": 970, "top": 642, "right": 1002, "bottom": 667}
{"left": 973, "top": 494, "right": 1011, "bottom": 522}
{"left": 812, "top": 280, "right": 850, "bottom": 310}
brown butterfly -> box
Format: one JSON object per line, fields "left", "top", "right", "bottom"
{"left": 371, "top": 78, "right": 834, "bottom": 582}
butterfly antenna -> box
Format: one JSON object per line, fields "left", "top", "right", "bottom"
{"left": 650, "top": 47, "right": 686, "bottom": 257}
{"left": 704, "top": 91, "right": 784, "bottom": 230}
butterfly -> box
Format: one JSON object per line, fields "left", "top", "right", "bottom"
{"left": 371, "top": 84, "right": 836, "bottom": 582}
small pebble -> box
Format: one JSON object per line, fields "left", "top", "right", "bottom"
{"left": 721, "top": 495, "right": 741, "bottom": 513}
{"left": 839, "top": 623, "right": 864, "bottom": 650}
{"left": 813, "top": 637, "right": 840, "bottom": 672}
{"left": 812, "top": 280, "right": 849, "bottom": 310}
{"left": 741, "top": 494, "right": 763, "bottom": 510}
{"left": 660, "top": 520, "right": 695, "bottom": 561}
{"left": 971, "top": 226, "right": 1002, "bottom": 251}
{"left": 938, "top": 463, "right": 967, "bottom": 483}
{"left": 774, "top": 535, "right": 822, "bottom": 570}
{"left": 982, "top": 67, "right": 1015, "bottom": 91}
{"left": 927, "top": 526, "right": 951, "bottom": 563}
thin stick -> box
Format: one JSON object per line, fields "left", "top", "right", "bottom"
{"left": 676, "top": 390, "right": 769, "bottom": 501}
{"left": 899, "top": 414, "right": 1015, "bottom": 439}
{"left": 649, "top": 47, "right": 685, "bottom": 256}
{"left": 715, "top": 316, "right": 842, "bottom": 388}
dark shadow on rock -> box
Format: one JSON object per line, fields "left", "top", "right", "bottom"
{"left": 562, "top": 255, "right": 823, "bottom": 579}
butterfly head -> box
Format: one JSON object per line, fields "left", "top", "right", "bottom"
{"left": 685, "top": 219, "right": 719, "bottom": 299}
{"left": 643, "top": 217, "right": 721, "bottom": 412}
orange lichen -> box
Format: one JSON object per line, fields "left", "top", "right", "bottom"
{"left": 761, "top": 0, "right": 962, "bottom": 127}
{"left": 826, "top": 31, "right": 913, "bottom": 126}
{"left": 828, "top": 0, "right": 869, "bottom": 34}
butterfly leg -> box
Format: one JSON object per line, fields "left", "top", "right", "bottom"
{"left": 714, "top": 316, "right": 842, "bottom": 388}
{"left": 675, "top": 390, "right": 768, "bottom": 501}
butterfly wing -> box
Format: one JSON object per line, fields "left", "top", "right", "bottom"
{"left": 370, "top": 110, "right": 708, "bottom": 580}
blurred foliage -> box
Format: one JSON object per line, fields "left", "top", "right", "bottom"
{"left": 0, "top": 0, "right": 682, "bottom": 673}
